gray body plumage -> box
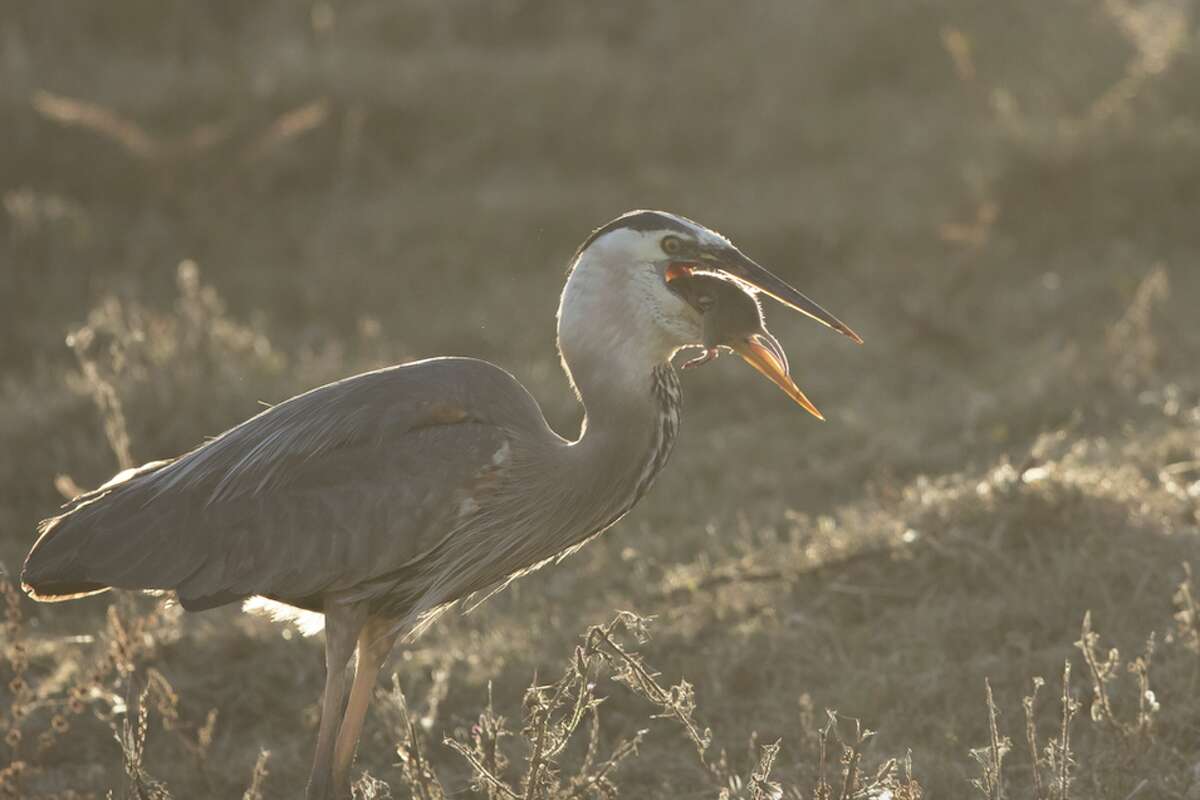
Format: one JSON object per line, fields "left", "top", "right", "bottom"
{"left": 23, "top": 356, "right": 679, "bottom": 636}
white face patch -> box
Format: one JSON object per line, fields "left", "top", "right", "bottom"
{"left": 625, "top": 263, "right": 703, "bottom": 349}
{"left": 555, "top": 211, "right": 746, "bottom": 400}
{"left": 560, "top": 226, "right": 704, "bottom": 358}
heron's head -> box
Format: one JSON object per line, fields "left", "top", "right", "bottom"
{"left": 557, "top": 210, "right": 860, "bottom": 413}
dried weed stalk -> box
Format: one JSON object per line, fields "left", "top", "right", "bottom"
{"left": 1075, "top": 612, "right": 1158, "bottom": 739}
{"left": 68, "top": 323, "right": 134, "bottom": 470}
{"left": 241, "top": 750, "right": 270, "bottom": 800}
{"left": 743, "top": 738, "right": 782, "bottom": 800}
{"left": 827, "top": 712, "right": 872, "bottom": 800}
{"left": 1169, "top": 563, "right": 1198, "bottom": 655}
{"left": 1044, "top": 660, "right": 1079, "bottom": 800}
{"left": 143, "top": 668, "right": 218, "bottom": 761}
{"left": 351, "top": 771, "right": 394, "bottom": 799}
{"left": 116, "top": 687, "right": 171, "bottom": 800}
{"left": 1022, "top": 677, "right": 1045, "bottom": 800}
{"left": 382, "top": 677, "right": 447, "bottom": 800}
{"left": 970, "top": 679, "right": 1010, "bottom": 800}
{"left": 803, "top": 709, "right": 915, "bottom": 800}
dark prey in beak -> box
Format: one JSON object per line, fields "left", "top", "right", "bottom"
{"left": 669, "top": 272, "right": 824, "bottom": 419}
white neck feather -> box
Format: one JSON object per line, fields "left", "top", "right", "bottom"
{"left": 556, "top": 231, "right": 696, "bottom": 414}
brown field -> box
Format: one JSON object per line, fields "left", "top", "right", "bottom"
{"left": 2, "top": 2, "right": 1199, "bottom": 797}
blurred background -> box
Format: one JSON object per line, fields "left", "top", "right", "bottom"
{"left": 2, "top": 2, "right": 1199, "bottom": 798}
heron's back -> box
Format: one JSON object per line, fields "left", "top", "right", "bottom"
{"left": 22, "top": 357, "right": 561, "bottom": 613}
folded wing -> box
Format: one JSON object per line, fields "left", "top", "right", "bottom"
{"left": 22, "top": 357, "right": 555, "bottom": 612}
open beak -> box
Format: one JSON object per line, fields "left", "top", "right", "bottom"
{"left": 715, "top": 251, "right": 864, "bottom": 345}
{"left": 729, "top": 330, "right": 825, "bottom": 420}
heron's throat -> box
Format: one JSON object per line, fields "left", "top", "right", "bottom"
{"left": 560, "top": 357, "right": 682, "bottom": 535}
{"left": 557, "top": 332, "right": 678, "bottom": 439}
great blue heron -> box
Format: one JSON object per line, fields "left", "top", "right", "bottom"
{"left": 22, "top": 210, "right": 860, "bottom": 799}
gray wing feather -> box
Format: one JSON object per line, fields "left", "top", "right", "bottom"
{"left": 24, "top": 357, "right": 556, "bottom": 610}
{"left": 180, "top": 421, "right": 510, "bottom": 601}
{"left": 156, "top": 357, "right": 528, "bottom": 504}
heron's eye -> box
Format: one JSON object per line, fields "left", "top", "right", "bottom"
{"left": 661, "top": 235, "right": 684, "bottom": 255}
{"left": 696, "top": 294, "right": 715, "bottom": 312}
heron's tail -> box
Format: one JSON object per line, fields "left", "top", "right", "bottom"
{"left": 21, "top": 512, "right": 111, "bottom": 601}
{"left": 21, "top": 459, "right": 175, "bottom": 602}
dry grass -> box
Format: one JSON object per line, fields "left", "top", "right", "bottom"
{"left": 3, "top": 1, "right": 1200, "bottom": 797}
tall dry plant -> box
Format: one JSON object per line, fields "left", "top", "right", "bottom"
{"left": 381, "top": 612, "right": 921, "bottom": 800}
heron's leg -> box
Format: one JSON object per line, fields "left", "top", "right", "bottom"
{"left": 306, "top": 603, "right": 366, "bottom": 800}
{"left": 330, "top": 618, "right": 400, "bottom": 796}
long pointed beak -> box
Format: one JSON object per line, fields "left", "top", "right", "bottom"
{"left": 717, "top": 251, "right": 864, "bottom": 345}
{"left": 729, "top": 331, "right": 825, "bottom": 420}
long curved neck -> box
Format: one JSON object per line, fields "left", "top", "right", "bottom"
{"left": 547, "top": 244, "right": 689, "bottom": 538}
{"left": 556, "top": 355, "right": 681, "bottom": 537}
{"left": 556, "top": 338, "right": 682, "bottom": 536}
